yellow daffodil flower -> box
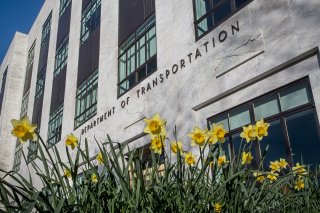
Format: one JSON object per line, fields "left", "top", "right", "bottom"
{"left": 65, "top": 133, "right": 78, "bottom": 150}
{"left": 217, "top": 155, "right": 228, "bottom": 168}
{"left": 144, "top": 114, "right": 166, "bottom": 138}
{"left": 292, "top": 163, "right": 307, "bottom": 176}
{"left": 188, "top": 126, "right": 208, "bottom": 147}
{"left": 255, "top": 119, "right": 270, "bottom": 141}
{"left": 150, "top": 135, "right": 166, "bottom": 154}
{"left": 214, "top": 203, "right": 222, "bottom": 213}
{"left": 185, "top": 152, "right": 197, "bottom": 166}
{"left": 11, "top": 115, "right": 37, "bottom": 144}
{"left": 171, "top": 140, "right": 183, "bottom": 154}
{"left": 269, "top": 161, "right": 281, "bottom": 172}
{"left": 96, "top": 151, "right": 103, "bottom": 165}
{"left": 253, "top": 172, "right": 265, "bottom": 183}
{"left": 91, "top": 173, "right": 98, "bottom": 183}
{"left": 267, "top": 172, "right": 278, "bottom": 183}
{"left": 279, "top": 158, "right": 288, "bottom": 169}
{"left": 240, "top": 124, "right": 256, "bottom": 143}
{"left": 64, "top": 169, "right": 71, "bottom": 178}
{"left": 294, "top": 178, "right": 305, "bottom": 191}
{"left": 207, "top": 124, "right": 228, "bottom": 144}
{"left": 242, "top": 151, "right": 253, "bottom": 165}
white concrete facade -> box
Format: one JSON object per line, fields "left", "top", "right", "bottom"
{"left": 0, "top": 0, "right": 319, "bottom": 186}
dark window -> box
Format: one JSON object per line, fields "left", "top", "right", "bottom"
{"left": 54, "top": 36, "right": 69, "bottom": 77}
{"left": 75, "top": 70, "right": 98, "bottom": 128}
{"left": 41, "top": 12, "right": 52, "bottom": 45}
{"left": 193, "top": 0, "right": 252, "bottom": 39}
{"left": 20, "top": 91, "right": 30, "bottom": 117}
{"left": 207, "top": 78, "right": 320, "bottom": 169}
{"left": 35, "top": 67, "right": 46, "bottom": 99}
{"left": 80, "top": 0, "right": 101, "bottom": 44}
{"left": 118, "top": 15, "right": 157, "bottom": 96}
{"left": 59, "top": 0, "right": 71, "bottom": 16}
{"left": 26, "top": 41, "right": 36, "bottom": 69}
{"left": 27, "top": 140, "right": 38, "bottom": 163}
{"left": 47, "top": 105, "right": 63, "bottom": 148}
{"left": 12, "top": 142, "right": 23, "bottom": 172}
{"left": 0, "top": 67, "right": 8, "bottom": 114}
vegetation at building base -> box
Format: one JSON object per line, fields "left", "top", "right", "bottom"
{"left": 1, "top": 115, "right": 320, "bottom": 212}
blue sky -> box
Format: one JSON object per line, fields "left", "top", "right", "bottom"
{"left": 0, "top": 0, "right": 44, "bottom": 64}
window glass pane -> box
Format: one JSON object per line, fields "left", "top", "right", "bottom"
{"left": 209, "top": 113, "right": 229, "bottom": 131}
{"left": 286, "top": 109, "right": 320, "bottom": 169}
{"left": 259, "top": 119, "right": 287, "bottom": 167}
{"left": 194, "top": 0, "right": 211, "bottom": 19}
{"left": 147, "top": 27, "right": 156, "bottom": 59}
{"left": 213, "top": 1, "right": 231, "bottom": 24}
{"left": 137, "top": 36, "right": 146, "bottom": 67}
{"left": 196, "top": 14, "right": 213, "bottom": 37}
{"left": 254, "top": 95, "right": 280, "bottom": 120}
{"left": 229, "top": 107, "right": 251, "bottom": 130}
{"left": 280, "top": 83, "right": 311, "bottom": 111}
{"left": 127, "top": 46, "right": 136, "bottom": 74}
{"left": 235, "top": 0, "right": 249, "bottom": 8}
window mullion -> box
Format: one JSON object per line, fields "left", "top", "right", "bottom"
{"left": 280, "top": 116, "right": 293, "bottom": 166}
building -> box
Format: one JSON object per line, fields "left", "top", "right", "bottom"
{"left": 0, "top": 0, "right": 320, "bottom": 186}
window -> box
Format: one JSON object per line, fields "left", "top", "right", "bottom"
{"left": 207, "top": 78, "right": 320, "bottom": 169}
{"left": 54, "top": 37, "right": 69, "bottom": 76}
{"left": 0, "top": 68, "right": 8, "bottom": 114}
{"left": 35, "top": 67, "right": 46, "bottom": 99}
{"left": 193, "top": 0, "right": 251, "bottom": 39}
{"left": 27, "top": 140, "right": 38, "bottom": 163}
{"left": 27, "top": 41, "right": 36, "bottom": 69}
{"left": 118, "top": 15, "right": 157, "bottom": 96}
{"left": 80, "top": 0, "right": 101, "bottom": 44}
{"left": 47, "top": 105, "right": 63, "bottom": 148}
{"left": 20, "top": 91, "right": 30, "bottom": 117}
{"left": 75, "top": 71, "right": 98, "bottom": 128}
{"left": 59, "top": 0, "right": 71, "bottom": 16}
{"left": 12, "top": 142, "right": 23, "bottom": 172}
{"left": 41, "top": 12, "right": 52, "bottom": 45}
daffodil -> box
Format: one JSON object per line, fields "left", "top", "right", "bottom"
{"left": 292, "top": 163, "right": 307, "bottom": 176}
{"left": 91, "top": 173, "right": 98, "bottom": 183}
{"left": 171, "top": 140, "right": 183, "bottom": 154}
{"left": 96, "top": 151, "right": 103, "bottom": 165}
{"left": 267, "top": 172, "right": 278, "bottom": 183}
{"left": 188, "top": 126, "right": 208, "bottom": 147}
{"left": 240, "top": 124, "right": 256, "bottom": 143}
{"left": 150, "top": 135, "right": 165, "bottom": 154}
{"left": 294, "top": 178, "right": 305, "bottom": 191}
{"left": 64, "top": 169, "right": 71, "bottom": 178}
{"left": 269, "top": 161, "right": 281, "bottom": 172}
{"left": 255, "top": 119, "right": 270, "bottom": 141}
{"left": 11, "top": 115, "right": 37, "bottom": 144}
{"left": 279, "top": 158, "right": 288, "bottom": 169}
{"left": 185, "top": 152, "right": 196, "bottom": 166}
{"left": 214, "top": 203, "right": 222, "bottom": 213}
{"left": 242, "top": 151, "right": 253, "bottom": 165}
{"left": 144, "top": 114, "right": 166, "bottom": 138}
{"left": 253, "top": 172, "right": 265, "bottom": 183}
{"left": 217, "top": 155, "right": 228, "bottom": 168}
{"left": 207, "top": 124, "right": 228, "bottom": 144}
{"left": 65, "top": 133, "right": 78, "bottom": 150}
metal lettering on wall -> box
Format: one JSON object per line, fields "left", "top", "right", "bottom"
{"left": 81, "top": 21, "right": 240, "bottom": 135}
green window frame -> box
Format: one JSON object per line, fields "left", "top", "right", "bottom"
{"left": 27, "top": 141, "right": 38, "bottom": 163}
{"left": 59, "top": 0, "right": 71, "bottom": 16}
{"left": 47, "top": 105, "right": 63, "bottom": 148}
{"left": 13, "top": 142, "right": 23, "bottom": 172}
{"left": 27, "top": 41, "right": 36, "bottom": 69}
{"left": 35, "top": 67, "right": 46, "bottom": 99}
{"left": 207, "top": 78, "right": 320, "bottom": 169}
{"left": 41, "top": 12, "right": 52, "bottom": 45}
{"left": 193, "top": 0, "right": 252, "bottom": 39}
{"left": 75, "top": 71, "right": 98, "bottom": 128}
{"left": 20, "top": 90, "right": 30, "bottom": 117}
{"left": 54, "top": 37, "right": 69, "bottom": 77}
{"left": 118, "top": 15, "right": 157, "bottom": 96}
{"left": 80, "top": 0, "right": 101, "bottom": 44}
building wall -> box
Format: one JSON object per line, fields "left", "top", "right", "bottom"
{"left": 0, "top": 32, "right": 28, "bottom": 173}
{"left": 0, "top": 0, "right": 319, "bottom": 186}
